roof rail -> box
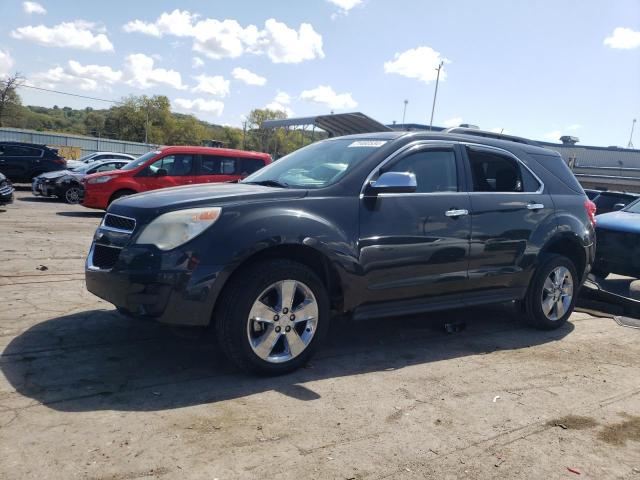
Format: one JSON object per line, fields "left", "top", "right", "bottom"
{"left": 443, "top": 127, "right": 540, "bottom": 146}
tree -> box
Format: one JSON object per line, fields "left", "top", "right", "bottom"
{"left": 245, "top": 108, "right": 288, "bottom": 153}
{"left": 0, "top": 73, "right": 24, "bottom": 127}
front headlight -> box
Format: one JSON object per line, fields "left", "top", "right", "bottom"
{"left": 135, "top": 207, "right": 222, "bottom": 251}
{"left": 88, "top": 175, "right": 114, "bottom": 184}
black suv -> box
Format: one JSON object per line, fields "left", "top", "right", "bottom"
{"left": 0, "top": 141, "right": 66, "bottom": 183}
{"left": 86, "top": 132, "right": 595, "bottom": 374}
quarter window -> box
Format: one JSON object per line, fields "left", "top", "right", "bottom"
{"left": 385, "top": 149, "right": 458, "bottom": 193}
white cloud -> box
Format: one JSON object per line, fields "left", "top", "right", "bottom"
{"left": 257, "top": 19, "right": 324, "bottom": 63}
{"left": 30, "top": 60, "right": 122, "bottom": 91}
{"left": 384, "top": 46, "right": 449, "bottom": 83}
{"left": 299, "top": 85, "right": 357, "bottom": 110}
{"left": 124, "top": 9, "right": 196, "bottom": 38}
{"left": 265, "top": 91, "right": 293, "bottom": 116}
{"left": 23, "top": 1, "right": 46, "bottom": 15}
{"left": 122, "top": 20, "right": 160, "bottom": 37}
{"left": 192, "top": 74, "right": 230, "bottom": 97}
{"left": 544, "top": 130, "right": 562, "bottom": 141}
{"left": 443, "top": 117, "right": 462, "bottom": 128}
{"left": 265, "top": 101, "right": 294, "bottom": 117}
{"left": 192, "top": 57, "right": 204, "bottom": 68}
{"left": 122, "top": 11, "right": 324, "bottom": 63}
{"left": 274, "top": 91, "right": 291, "bottom": 104}
{"left": 123, "top": 53, "right": 185, "bottom": 89}
{"left": 174, "top": 97, "right": 224, "bottom": 116}
{"left": 231, "top": 67, "right": 266, "bottom": 86}
{"left": 604, "top": 27, "right": 640, "bottom": 49}
{"left": 0, "top": 50, "right": 14, "bottom": 78}
{"left": 12, "top": 20, "right": 114, "bottom": 52}
{"left": 567, "top": 124, "right": 582, "bottom": 131}
{"left": 326, "top": 0, "right": 362, "bottom": 14}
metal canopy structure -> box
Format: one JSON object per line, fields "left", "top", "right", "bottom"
{"left": 263, "top": 112, "right": 392, "bottom": 137}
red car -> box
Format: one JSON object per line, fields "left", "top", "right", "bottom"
{"left": 81, "top": 146, "right": 271, "bottom": 209}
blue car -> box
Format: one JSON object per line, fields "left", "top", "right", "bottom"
{"left": 593, "top": 199, "right": 640, "bottom": 278}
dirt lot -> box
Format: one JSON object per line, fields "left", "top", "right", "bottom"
{"left": 1, "top": 189, "right": 639, "bottom": 479}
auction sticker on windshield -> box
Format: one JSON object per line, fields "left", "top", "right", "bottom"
{"left": 348, "top": 140, "right": 387, "bottom": 148}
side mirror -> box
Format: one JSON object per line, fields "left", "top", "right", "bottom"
{"left": 156, "top": 168, "right": 168, "bottom": 177}
{"left": 367, "top": 171, "right": 417, "bottom": 194}
{"left": 613, "top": 203, "right": 626, "bottom": 211}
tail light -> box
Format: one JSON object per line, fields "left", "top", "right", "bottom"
{"left": 584, "top": 200, "right": 597, "bottom": 226}
{"left": 54, "top": 158, "right": 67, "bottom": 165}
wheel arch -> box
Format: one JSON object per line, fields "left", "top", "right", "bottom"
{"left": 214, "top": 243, "right": 346, "bottom": 315}
{"left": 540, "top": 233, "right": 587, "bottom": 279}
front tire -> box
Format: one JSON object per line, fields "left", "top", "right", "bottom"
{"left": 63, "top": 185, "right": 81, "bottom": 204}
{"left": 215, "top": 259, "right": 330, "bottom": 375}
{"left": 524, "top": 254, "right": 578, "bottom": 330}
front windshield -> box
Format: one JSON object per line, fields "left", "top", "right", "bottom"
{"left": 624, "top": 198, "right": 640, "bottom": 214}
{"left": 76, "top": 153, "right": 94, "bottom": 163}
{"left": 121, "top": 150, "right": 161, "bottom": 171}
{"left": 242, "top": 138, "right": 387, "bottom": 188}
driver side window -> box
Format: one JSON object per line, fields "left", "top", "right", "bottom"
{"left": 385, "top": 148, "right": 458, "bottom": 193}
{"left": 141, "top": 155, "right": 194, "bottom": 177}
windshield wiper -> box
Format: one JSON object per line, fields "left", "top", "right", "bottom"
{"left": 244, "top": 180, "right": 289, "bottom": 188}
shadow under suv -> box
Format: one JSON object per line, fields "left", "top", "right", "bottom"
{"left": 86, "top": 132, "right": 596, "bottom": 374}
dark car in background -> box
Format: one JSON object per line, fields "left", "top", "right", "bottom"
{"left": 593, "top": 199, "right": 640, "bottom": 278}
{"left": 591, "top": 190, "right": 640, "bottom": 215}
{"left": 0, "top": 141, "right": 67, "bottom": 183}
{"left": 86, "top": 131, "right": 595, "bottom": 374}
{"left": 33, "top": 159, "right": 131, "bottom": 204}
{"left": 0, "top": 172, "right": 14, "bottom": 206}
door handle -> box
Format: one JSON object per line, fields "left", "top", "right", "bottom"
{"left": 527, "top": 203, "right": 545, "bottom": 210}
{"left": 445, "top": 209, "right": 469, "bottom": 217}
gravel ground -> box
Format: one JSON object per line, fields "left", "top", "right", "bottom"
{"left": 1, "top": 190, "right": 639, "bottom": 479}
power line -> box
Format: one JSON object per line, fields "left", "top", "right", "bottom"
{"left": 1, "top": 79, "right": 122, "bottom": 105}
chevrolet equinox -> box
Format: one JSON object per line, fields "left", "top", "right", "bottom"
{"left": 86, "top": 131, "right": 596, "bottom": 374}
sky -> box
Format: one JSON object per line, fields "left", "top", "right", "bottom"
{"left": 0, "top": 0, "right": 639, "bottom": 147}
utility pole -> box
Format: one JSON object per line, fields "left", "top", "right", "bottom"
{"left": 242, "top": 120, "right": 247, "bottom": 150}
{"left": 144, "top": 101, "right": 150, "bottom": 144}
{"left": 402, "top": 99, "right": 408, "bottom": 126}
{"left": 628, "top": 118, "right": 636, "bottom": 149}
{"left": 429, "top": 61, "right": 444, "bottom": 131}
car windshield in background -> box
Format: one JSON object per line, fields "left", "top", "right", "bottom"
{"left": 121, "top": 151, "right": 160, "bottom": 171}
{"left": 241, "top": 139, "right": 387, "bottom": 189}
{"left": 624, "top": 199, "right": 640, "bottom": 214}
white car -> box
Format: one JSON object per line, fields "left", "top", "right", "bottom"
{"left": 66, "top": 152, "right": 135, "bottom": 169}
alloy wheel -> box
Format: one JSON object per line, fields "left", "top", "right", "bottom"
{"left": 541, "top": 266, "right": 574, "bottom": 321}
{"left": 247, "top": 280, "right": 318, "bottom": 363}
{"left": 65, "top": 187, "right": 80, "bottom": 204}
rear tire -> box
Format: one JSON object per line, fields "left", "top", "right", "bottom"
{"left": 215, "top": 259, "right": 330, "bottom": 375}
{"left": 524, "top": 254, "right": 577, "bottom": 330}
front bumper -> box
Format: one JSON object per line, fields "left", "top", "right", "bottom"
{"left": 85, "top": 241, "right": 229, "bottom": 326}
{"left": 0, "top": 181, "right": 14, "bottom": 205}
{"left": 31, "top": 178, "right": 59, "bottom": 197}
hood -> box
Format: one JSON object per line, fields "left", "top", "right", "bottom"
{"left": 108, "top": 183, "right": 307, "bottom": 219}
{"left": 84, "top": 169, "right": 129, "bottom": 182}
{"left": 38, "top": 170, "right": 72, "bottom": 180}
{"left": 596, "top": 210, "right": 640, "bottom": 234}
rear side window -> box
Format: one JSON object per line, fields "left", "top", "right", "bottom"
{"left": 201, "top": 155, "right": 239, "bottom": 175}
{"left": 467, "top": 148, "right": 539, "bottom": 193}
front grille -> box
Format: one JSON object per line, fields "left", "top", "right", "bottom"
{"left": 0, "top": 181, "right": 13, "bottom": 196}
{"left": 103, "top": 214, "right": 136, "bottom": 232}
{"left": 92, "top": 244, "right": 121, "bottom": 269}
